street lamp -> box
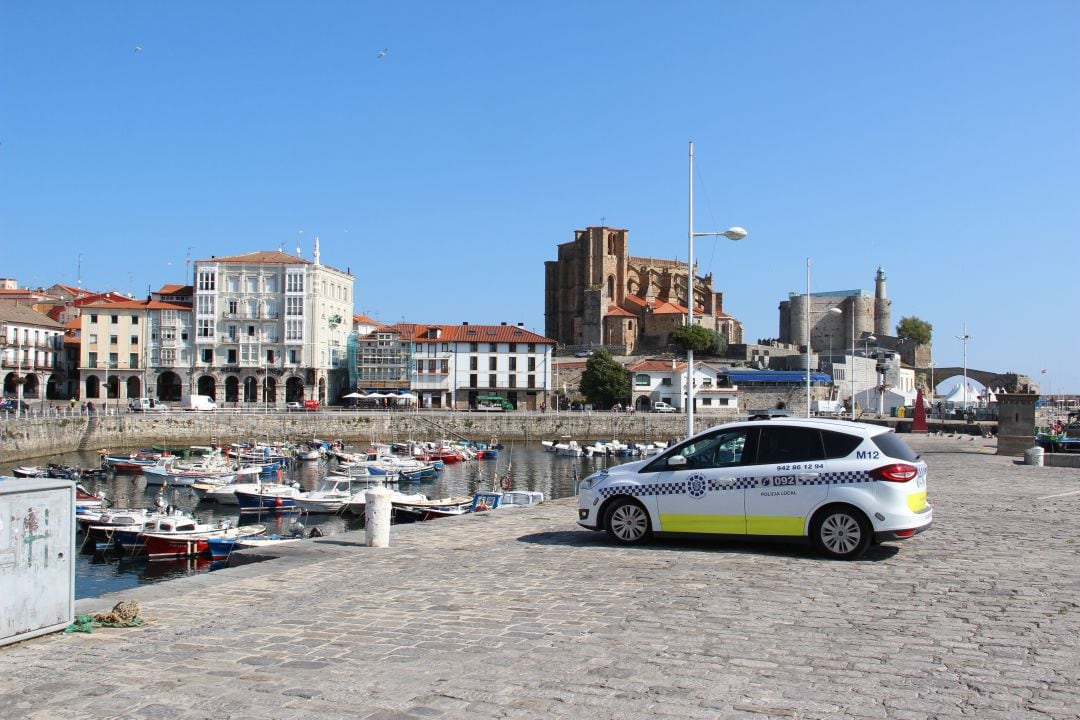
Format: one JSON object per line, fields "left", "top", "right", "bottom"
{"left": 863, "top": 334, "right": 876, "bottom": 416}
{"left": 956, "top": 322, "right": 971, "bottom": 412}
{"left": 828, "top": 307, "right": 854, "bottom": 420}
{"left": 687, "top": 140, "right": 746, "bottom": 438}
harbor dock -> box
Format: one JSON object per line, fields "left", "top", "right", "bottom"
{"left": 1, "top": 435, "right": 1077, "bottom": 719}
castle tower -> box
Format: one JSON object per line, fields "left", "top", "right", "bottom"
{"left": 873, "top": 266, "right": 891, "bottom": 337}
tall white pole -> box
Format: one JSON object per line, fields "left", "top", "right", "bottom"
{"left": 687, "top": 141, "right": 695, "bottom": 439}
{"left": 957, "top": 322, "right": 970, "bottom": 411}
{"left": 850, "top": 308, "right": 855, "bottom": 421}
{"left": 805, "top": 257, "right": 811, "bottom": 417}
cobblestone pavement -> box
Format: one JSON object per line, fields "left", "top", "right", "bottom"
{"left": 2, "top": 435, "right": 1079, "bottom": 719}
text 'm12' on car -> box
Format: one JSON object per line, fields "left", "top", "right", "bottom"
{"left": 576, "top": 416, "right": 931, "bottom": 560}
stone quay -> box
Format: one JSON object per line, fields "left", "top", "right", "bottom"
{"left": 1, "top": 434, "right": 1077, "bottom": 719}
{"left": 0, "top": 410, "right": 989, "bottom": 465}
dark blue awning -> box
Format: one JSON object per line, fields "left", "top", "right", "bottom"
{"left": 722, "top": 371, "right": 833, "bottom": 383}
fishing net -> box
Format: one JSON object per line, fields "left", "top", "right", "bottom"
{"left": 64, "top": 600, "right": 145, "bottom": 633}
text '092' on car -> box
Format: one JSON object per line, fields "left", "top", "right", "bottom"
{"left": 576, "top": 416, "right": 930, "bottom": 560}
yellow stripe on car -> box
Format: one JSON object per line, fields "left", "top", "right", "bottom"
{"left": 660, "top": 514, "right": 746, "bottom": 534}
{"left": 906, "top": 491, "right": 928, "bottom": 512}
{"left": 745, "top": 516, "right": 806, "bottom": 536}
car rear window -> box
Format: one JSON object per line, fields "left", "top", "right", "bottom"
{"left": 821, "top": 430, "right": 863, "bottom": 459}
{"left": 871, "top": 432, "right": 920, "bottom": 462}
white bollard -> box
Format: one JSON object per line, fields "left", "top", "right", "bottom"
{"left": 365, "top": 485, "right": 393, "bottom": 547}
{"left": 1024, "top": 446, "right": 1044, "bottom": 467}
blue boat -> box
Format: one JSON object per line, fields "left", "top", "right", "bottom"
{"left": 234, "top": 487, "right": 301, "bottom": 513}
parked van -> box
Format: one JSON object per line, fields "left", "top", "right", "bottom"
{"left": 129, "top": 397, "right": 168, "bottom": 412}
{"left": 180, "top": 394, "right": 217, "bottom": 411}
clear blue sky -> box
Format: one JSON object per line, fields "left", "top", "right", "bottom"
{"left": 2, "top": 2, "right": 1077, "bottom": 393}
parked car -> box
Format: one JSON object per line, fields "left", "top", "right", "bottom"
{"left": 576, "top": 416, "right": 931, "bottom": 560}
{"left": 285, "top": 401, "right": 303, "bottom": 411}
{"left": 574, "top": 350, "right": 594, "bottom": 358}
{"left": 128, "top": 397, "right": 168, "bottom": 412}
{"left": 303, "top": 400, "right": 319, "bottom": 411}
{"left": 0, "top": 398, "right": 29, "bottom": 412}
{"left": 651, "top": 401, "right": 678, "bottom": 413}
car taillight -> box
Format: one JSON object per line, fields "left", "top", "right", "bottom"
{"left": 869, "top": 463, "right": 918, "bottom": 482}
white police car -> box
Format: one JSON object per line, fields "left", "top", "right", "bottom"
{"left": 576, "top": 417, "right": 930, "bottom": 559}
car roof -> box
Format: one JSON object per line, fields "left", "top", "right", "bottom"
{"left": 699, "top": 416, "right": 889, "bottom": 439}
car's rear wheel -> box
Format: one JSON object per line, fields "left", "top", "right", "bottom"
{"left": 604, "top": 498, "right": 651, "bottom": 545}
{"left": 810, "top": 506, "right": 871, "bottom": 560}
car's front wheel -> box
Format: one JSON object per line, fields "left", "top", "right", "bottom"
{"left": 810, "top": 506, "right": 871, "bottom": 560}
{"left": 604, "top": 498, "right": 651, "bottom": 545}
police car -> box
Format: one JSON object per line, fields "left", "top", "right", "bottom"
{"left": 576, "top": 417, "right": 931, "bottom": 559}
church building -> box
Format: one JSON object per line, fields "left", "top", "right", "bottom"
{"left": 544, "top": 226, "right": 744, "bottom": 354}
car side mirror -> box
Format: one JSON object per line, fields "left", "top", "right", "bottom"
{"left": 667, "top": 455, "right": 687, "bottom": 468}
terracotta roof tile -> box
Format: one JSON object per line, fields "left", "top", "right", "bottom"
{"left": 388, "top": 323, "right": 555, "bottom": 345}
{"left": 606, "top": 305, "right": 636, "bottom": 318}
{"left": 626, "top": 359, "right": 688, "bottom": 372}
{"left": 199, "top": 250, "right": 309, "bottom": 265}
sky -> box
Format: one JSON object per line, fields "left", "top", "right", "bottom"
{"left": 1, "top": 2, "right": 1077, "bottom": 393}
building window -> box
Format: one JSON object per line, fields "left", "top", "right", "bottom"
{"left": 469, "top": 342, "right": 478, "bottom": 352}
{"left": 109, "top": 353, "right": 118, "bottom": 366}
{"left": 129, "top": 353, "right": 138, "bottom": 369}
{"left": 635, "top": 373, "right": 650, "bottom": 386}
{"left": 527, "top": 374, "right": 536, "bottom": 389}
{"left": 88, "top": 333, "right": 98, "bottom": 344}
{"left": 197, "top": 319, "right": 213, "bottom": 337}
{"left": 470, "top": 357, "right": 478, "bottom": 371}
{"left": 130, "top": 335, "right": 138, "bottom": 345}
{"left": 289, "top": 349, "right": 298, "bottom": 364}
{"left": 286, "top": 297, "right": 303, "bottom": 316}
{"left": 661, "top": 378, "right": 672, "bottom": 385}
{"left": 227, "top": 349, "right": 237, "bottom": 364}
{"left": 286, "top": 273, "right": 304, "bottom": 292}
{"left": 197, "top": 270, "right": 216, "bottom": 291}
{"left": 489, "top": 357, "right": 497, "bottom": 371}
{"left": 201, "top": 349, "right": 213, "bottom": 363}
{"left": 88, "top": 351, "right": 97, "bottom": 367}
{"left": 528, "top": 343, "right": 536, "bottom": 352}
{"left": 131, "top": 316, "right": 139, "bottom": 325}
{"left": 508, "top": 375, "right": 517, "bottom": 388}
{"left": 488, "top": 374, "right": 496, "bottom": 388}
{"left": 509, "top": 357, "right": 517, "bottom": 371}
{"left": 527, "top": 357, "right": 536, "bottom": 371}
{"left": 109, "top": 335, "right": 117, "bottom": 345}
{"left": 110, "top": 315, "right": 118, "bottom": 324}
{"left": 469, "top": 373, "right": 477, "bottom": 388}
{"left": 89, "top": 314, "right": 98, "bottom": 323}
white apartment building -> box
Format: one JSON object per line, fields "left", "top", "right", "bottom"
{"left": 0, "top": 303, "right": 65, "bottom": 407}
{"left": 627, "top": 359, "right": 740, "bottom": 414}
{"left": 190, "top": 244, "right": 354, "bottom": 406}
{"left": 354, "top": 323, "right": 556, "bottom": 410}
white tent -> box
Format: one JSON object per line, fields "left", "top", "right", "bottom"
{"left": 941, "top": 382, "right": 982, "bottom": 405}
{"left": 854, "top": 387, "right": 916, "bottom": 416}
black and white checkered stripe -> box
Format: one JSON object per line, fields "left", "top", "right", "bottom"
{"left": 598, "top": 470, "right": 874, "bottom": 499}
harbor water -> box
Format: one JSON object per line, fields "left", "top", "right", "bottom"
{"left": 7, "top": 444, "right": 638, "bottom": 599}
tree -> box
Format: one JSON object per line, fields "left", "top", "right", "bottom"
{"left": 708, "top": 329, "right": 729, "bottom": 357}
{"left": 670, "top": 325, "right": 713, "bottom": 354}
{"left": 579, "top": 349, "right": 629, "bottom": 408}
{"left": 896, "top": 316, "right": 933, "bottom": 345}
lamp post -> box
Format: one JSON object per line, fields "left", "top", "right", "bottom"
{"left": 687, "top": 140, "right": 746, "bottom": 438}
{"left": 863, "top": 334, "right": 876, "bottom": 416}
{"left": 956, "top": 322, "right": 971, "bottom": 412}
{"left": 805, "top": 258, "right": 811, "bottom": 417}
{"left": 829, "top": 307, "right": 855, "bottom": 420}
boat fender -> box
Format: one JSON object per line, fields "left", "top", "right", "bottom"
{"left": 308, "top": 526, "right": 323, "bottom": 538}
{"left": 475, "top": 502, "right": 489, "bottom": 512}
{"left": 499, "top": 476, "right": 512, "bottom": 490}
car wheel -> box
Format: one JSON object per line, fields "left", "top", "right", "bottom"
{"left": 811, "top": 506, "right": 871, "bottom": 560}
{"left": 604, "top": 498, "right": 651, "bottom": 545}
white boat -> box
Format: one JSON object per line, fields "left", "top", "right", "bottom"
{"left": 540, "top": 440, "right": 556, "bottom": 452}
{"left": 555, "top": 439, "right": 583, "bottom": 457}
{"left": 343, "top": 489, "right": 427, "bottom": 516}
{"left": 192, "top": 467, "right": 272, "bottom": 504}
{"left": 499, "top": 490, "right": 545, "bottom": 507}
{"left": 293, "top": 477, "right": 364, "bottom": 513}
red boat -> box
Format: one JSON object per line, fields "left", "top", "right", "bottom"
{"left": 141, "top": 524, "right": 266, "bottom": 560}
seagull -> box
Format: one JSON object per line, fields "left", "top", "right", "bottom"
{"left": 134, "top": 45, "right": 143, "bottom": 53}
{"left": 377, "top": 48, "right": 387, "bottom": 58}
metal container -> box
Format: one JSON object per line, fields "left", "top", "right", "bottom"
{"left": 0, "top": 477, "right": 75, "bottom": 646}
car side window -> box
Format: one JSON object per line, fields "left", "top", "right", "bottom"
{"left": 678, "top": 429, "right": 749, "bottom": 469}
{"left": 754, "top": 426, "right": 826, "bottom": 465}
{"left": 821, "top": 430, "right": 862, "bottom": 459}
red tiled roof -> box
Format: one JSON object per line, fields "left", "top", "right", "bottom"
{"left": 156, "top": 284, "right": 190, "bottom": 295}
{"left": 651, "top": 300, "right": 687, "bottom": 314}
{"left": 353, "top": 313, "right": 382, "bottom": 326}
{"left": 72, "top": 292, "right": 130, "bottom": 306}
{"left": 626, "top": 359, "right": 687, "bottom": 372}
{"left": 79, "top": 299, "right": 191, "bottom": 311}
{"left": 386, "top": 323, "right": 555, "bottom": 345}
{"left": 606, "top": 305, "right": 635, "bottom": 318}
{"left": 199, "top": 251, "right": 309, "bottom": 265}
